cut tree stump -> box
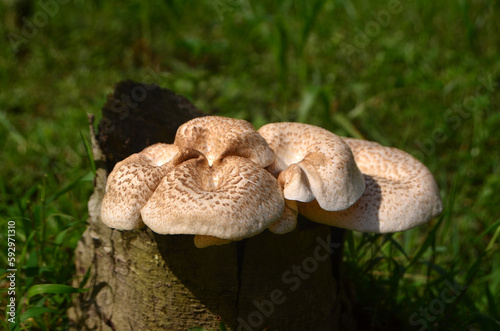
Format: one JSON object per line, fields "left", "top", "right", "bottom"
{"left": 68, "top": 81, "right": 356, "bottom": 331}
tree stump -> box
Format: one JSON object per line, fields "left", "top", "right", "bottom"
{"left": 68, "top": 81, "right": 355, "bottom": 331}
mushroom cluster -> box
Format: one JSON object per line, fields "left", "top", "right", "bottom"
{"left": 100, "top": 116, "right": 442, "bottom": 247}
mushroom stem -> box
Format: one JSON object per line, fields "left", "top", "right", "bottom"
{"left": 194, "top": 235, "right": 232, "bottom": 248}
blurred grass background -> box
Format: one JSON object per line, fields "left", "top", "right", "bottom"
{"left": 0, "top": 0, "right": 499, "bottom": 330}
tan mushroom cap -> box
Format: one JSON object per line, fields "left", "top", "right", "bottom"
{"left": 100, "top": 143, "right": 179, "bottom": 230}
{"left": 258, "top": 122, "right": 365, "bottom": 211}
{"left": 268, "top": 200, "right": 298, "bottom": 234}
{"left": 175, "top": 116, "right": 275, "bottom": 168}
{"left": 141, "top": 154, "right": 285, "bottom": 240}
{"left": 298, "top": 138, "right": 443, "bottom": 233}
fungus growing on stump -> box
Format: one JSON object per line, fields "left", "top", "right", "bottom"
{"left": 257, "top": 122, "right": 366, "bottom": 219}
{"left": 101, "top": 116, "right": 288, "bottom": 248}
{"left": 257, "top": 122, "right": 443, "bottom": 233}
{"left": 297, "top": 138, "right": 443, "bottom": 232}
{"left": 100, "top": 116, "right": 442, "bottom": 247}
{"left": 74, "top": 82, "right": 444, "bottom": 330}
{"left": 174, "top": 116, "right": 275, "bottom": 168}
{"left": 100, "top": 143, "right": 179, "bottom": 230}
{"left": 141, "top": 153, "right": 285, "bottom": 246}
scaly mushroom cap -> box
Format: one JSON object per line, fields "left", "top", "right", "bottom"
{"left": 100, "top": 143, "right": 180, "bottom": 230}
{"left": 175, "top": 116, "right": 275, "bottom": 168}
{"left": 141, "top": 154, "right": 285, "bottom": 240}
{"left": 298, "top": 138, "right": 443, "bottom": 233}
{"left": 257, "top": 122, "right": 366, "bottom": 211}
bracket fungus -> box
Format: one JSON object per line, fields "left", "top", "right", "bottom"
{"left": 101, "top": 116, "right": 286, "bottom": 248}
{"left": 297, "top": 138, "right": 443, "bottom": 233}
{"left": 141, "top": 152, "right": 284, "bottom": 243}
{"left": 174, "top": 116, "right": 275, "bottom": 168}
{"left": 257, "top": 122, "right": 366, "bottom": 211}
{"left": 100, "top": 116, "right": 442, "bottom": 248}
{"left": 100, "top": 143, "right": 179, "bottom": 230}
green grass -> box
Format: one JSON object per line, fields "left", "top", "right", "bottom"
{"left": 1, "top": 0, "right": 499, "bottom": 330}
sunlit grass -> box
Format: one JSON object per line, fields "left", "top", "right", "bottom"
{"left": 0, "top": 0, "right": 499, "bottom": 330}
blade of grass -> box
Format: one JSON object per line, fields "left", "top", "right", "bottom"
{"left": 297, "top": 86, "right": 319, "bottom": 123}
{"left": 384, "top": 234, "right": 410, "bottom": 261}
{"left": 345, "top": 231, "right": 356, "bottom": 259}
{"left": 332, "top": 113, "right": 364, "bottom": 139}
{"left": 485, "top": 222, "right": 500, "bottom": 252}
{"left": 27, "top": 284, "right": 88, "bottom": 299}
{"left": 80, "top": 131, "right": 96, "bottom": 175}
{"left": 46, "top": 171, "right": 93, "bottom": 203}
{"left": 300, "top": 0, "right": 326, "bottom": 51}
{"left": 406, "top": 216, "right": 443, "bottom": 270}
{"left": 485, "top": 283, "right": 498, "bottom": 319}
{"left": 19, "top": 307, "right": 56, "bottom": 324}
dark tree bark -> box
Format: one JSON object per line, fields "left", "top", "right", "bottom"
{"left": 68, "top": 81, "right": 355, "bottom": 331}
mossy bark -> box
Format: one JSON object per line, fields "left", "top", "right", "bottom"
{"left": 68, "top": 81, "right": 355, "bottom": 330}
